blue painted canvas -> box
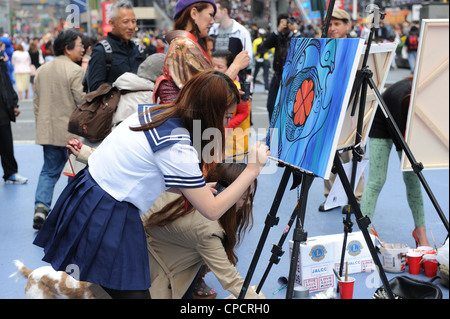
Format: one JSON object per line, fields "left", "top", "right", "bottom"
{"left": 266, "top": 37, "right": 364, "bottom": 179}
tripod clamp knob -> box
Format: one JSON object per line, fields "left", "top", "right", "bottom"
{"left": 412, "top": 162, "right": 424, "bottom": 174}
{"left": 360, "top": 66, "right": 373, "bottom": 79}
{"left": 352, "top": 144, "right": 365, "bottom": 162}
{"left": 343, "top": 217, "right": 354, "bottom": 233}
{"left": 270, "top": 244, "right": 284, "bottom": 264}
{"left": 265, "top": 214, "right": 279, "bottom": 228}
{"left": 293, "top": 227, "right": 308, "bottom": 243}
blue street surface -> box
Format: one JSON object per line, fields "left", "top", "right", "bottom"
{"left": 1, "top": 67, "right": 448, "bottom": 299}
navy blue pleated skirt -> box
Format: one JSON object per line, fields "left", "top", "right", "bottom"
{"left": 33, "top": 167, "right": 151, "bottom": 291}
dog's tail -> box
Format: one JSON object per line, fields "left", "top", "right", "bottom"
{"left": 9, "top": 260, "right": 33, "bottom": 279}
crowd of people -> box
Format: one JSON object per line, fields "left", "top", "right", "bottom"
{"left": 0, "top": 0, "right": 432, "bottom": 299}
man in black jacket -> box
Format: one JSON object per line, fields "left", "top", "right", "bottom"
{"left": 0, "top": 52, "right": 28, "bottom": 184}
{"left": 87, "top": 0, "right": 143, "bottom": 92}
{"left": 258, "top": 13, "right": 292, "bottom": 121}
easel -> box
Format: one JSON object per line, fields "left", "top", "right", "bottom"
{"left": 238, "top": 0, "right": 339, "bottom": 299}
{"left": 239, "top": 2, "right": 396, "bottom": 299}
{"left": 336, "top": 6, "right": 382, "bottom": 286}
{"left": 239, "top": 155, "right": 395, "bottom": 299}
{"left": 337, "top": 7, "right": 449, "bottom": 283}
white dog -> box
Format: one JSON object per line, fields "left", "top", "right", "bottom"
{"left": 10, "top": 260, "right": 94, "bottom": 299}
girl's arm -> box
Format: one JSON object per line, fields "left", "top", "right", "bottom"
{"left": 181, "top": 142, "right": 269, "bottom": 221}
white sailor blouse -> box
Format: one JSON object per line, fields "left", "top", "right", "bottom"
{"left": 88, "top": 104, "right": 205, "bottom": 215}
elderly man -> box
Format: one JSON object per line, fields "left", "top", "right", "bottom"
{"left": 87, "top": 0, "right": 143, "bottom": 92}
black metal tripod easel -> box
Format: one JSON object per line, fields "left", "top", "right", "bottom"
{"left": 337, "top": 8, "right": 449, "bottom": 283}
{"left": 337, "top": 12, "right": 380, "bottom": 285}
{"left": 239, "top": 153, "right": 395, "bottom": 299}
{"left": 238, "top": 0, "right": 338, "bottom": 300}
{"left": 238, "top": 2, "right": 450, "bottom": 301}
{"left": 336, "top": 7, "right": 448, "bottom": 298}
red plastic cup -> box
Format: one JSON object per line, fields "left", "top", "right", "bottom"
{"left": 422, "top": 254, "right": 439, "bottom": 277}
{"left": 407, "top": 251, "right": 423, "bottom": 275}
{"left": 338, "top": 277, "right": 355, "bottom": 299}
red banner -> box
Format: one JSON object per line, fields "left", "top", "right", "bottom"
{"left": 327, "top": 0, "right": 344, "bottom": 10}
{"left": 102, "top": 1, "right": 114, "bottom": 36}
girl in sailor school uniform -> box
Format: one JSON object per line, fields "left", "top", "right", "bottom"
{"left": 34, "top": 70, "right": 270, "bottom": 299}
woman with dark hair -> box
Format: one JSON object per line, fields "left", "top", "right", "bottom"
{"left": 143, "top": 162, "right": 263, "bottom": 299}
{"left": 32, "top": 28, "right": 85, "bottom": 230}
{"left": 34, "top": 69, "right": 270, "bottom": 299}
{"left": 52, "top": 28, "right": 82, "bottom": 56}
{"left": 153, "top": 0, "right": 249, "bottom": 104}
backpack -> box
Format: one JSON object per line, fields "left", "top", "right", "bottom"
{"left": 407, "top": 34, "right": 418, "bottom": 51}
{"left": 82, "top": 40, "right": 113, "bottom": 92}
{"left": 68, "top": 83, "right": 120, "bottom": 141}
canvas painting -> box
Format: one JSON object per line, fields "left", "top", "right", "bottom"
{"left": 337, "top": 43, "right": 396, "bottom": 150}
{"left": 267, "top": 37, "right": 365, "bottom": 179}
{"left": 401, "top": 19, "right": 449, "bottom": 171}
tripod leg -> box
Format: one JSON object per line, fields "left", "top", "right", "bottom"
{"left": 341, "top": 74, "right": 368, "bottom": 281}
{"left": 238, "top": 166, "right": 291, "bottom": 299}
{"left": 333, "top": 152, "right": 395, "bottom": 299}
{"left": 256, "top": 173, "right": 301, "bottom": 294}
{"left": 256, "top": 195, "right": 302, "bottom": 293}
{"left": 367, "top": 77, "right": 449, "bottom": 232}
{"left": 286, "top": 174, "right": 314, "bottom": 299}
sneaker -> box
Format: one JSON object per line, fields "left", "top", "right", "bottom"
{"left": 33, "top": 205, "right": 48, "bottom": 230}
{"left": 5, "top": 173, "right": 28, "bottom": 184}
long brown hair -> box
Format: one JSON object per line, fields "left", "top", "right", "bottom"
{"left": 174, "top": 2, "right": 212, "bottom": 50}
{"left": 130, "top": 69, "right": 240, "bottom": 168}
{"left": 143, "top": 163, "right": 256, "bottom": 265}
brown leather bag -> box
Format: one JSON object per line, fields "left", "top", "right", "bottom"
{"left": 68, "top": 83, "right": 120, "bottom": 142}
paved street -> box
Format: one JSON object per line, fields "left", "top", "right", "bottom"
{"left": 2, "top": 62, "right": 448, "bottom": 300}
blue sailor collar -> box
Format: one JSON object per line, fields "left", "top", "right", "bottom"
{"left": 138, "top": 104, "right": 192, "bottom": 152}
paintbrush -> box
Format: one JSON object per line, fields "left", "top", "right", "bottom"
{"left": 345, "top": 261, "right": 348, "bottom": 281}
{"left": 429, "top": 227, "right": 438, "bottom": 251}
{"left": 225, "top": 151, "right": 248, "bottom": 159}
{"left": 370, "top": 225, "right": 387, "bottom": 248}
